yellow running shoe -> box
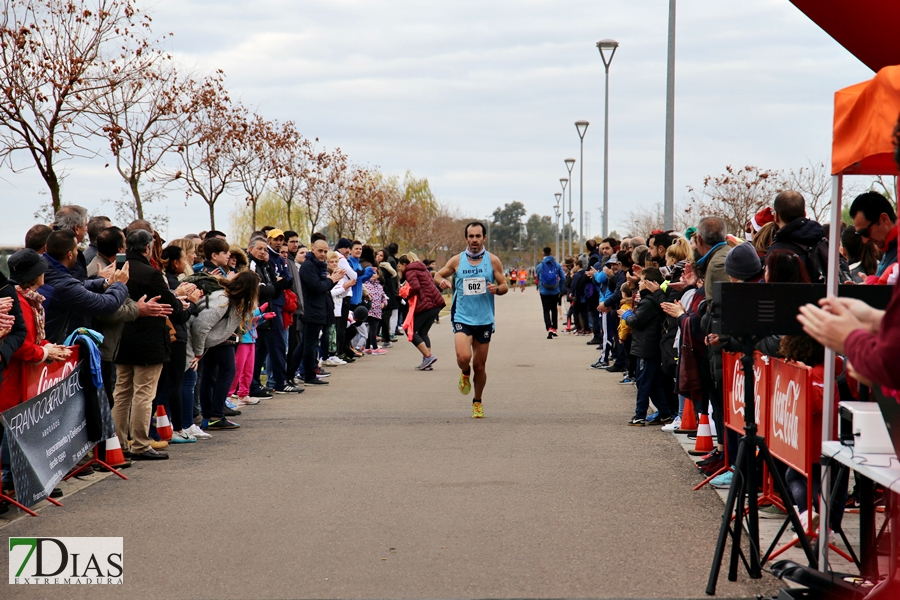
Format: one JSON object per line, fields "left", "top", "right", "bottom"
{"left": 458, "top": 372, "right": 471, "bottom": 395}
{"left": 472, "top": 401, "right": 484, "bottom": 418}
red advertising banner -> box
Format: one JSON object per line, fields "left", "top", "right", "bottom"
{"left": 768, "top": 358, "right": 815, "bottom": 476}
{"left": 723, "top": 351, "right": 769, "bottom": 440}
{"left": 23, "top": 346, "right": 80, "bottom": 402}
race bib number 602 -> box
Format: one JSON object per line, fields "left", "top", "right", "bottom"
{"left": 463, "top": 277, "right": 486, "bottom": 295}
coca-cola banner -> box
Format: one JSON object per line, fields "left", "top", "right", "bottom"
{"left": 0, "top": 348, "right": 95, "bottom": 507}
{"left": 723, "top": 351, "right": 769, "bottom": 440}
{"left": 768, "top": 358, "right": 814, "bottom": 475}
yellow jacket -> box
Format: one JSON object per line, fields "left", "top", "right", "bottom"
{"left": 617, "top": 297, "right": 633, "bottom": 341}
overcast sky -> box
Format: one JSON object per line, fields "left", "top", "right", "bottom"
{"left": 0, "top": 0, "right": 874, "bottom": 246}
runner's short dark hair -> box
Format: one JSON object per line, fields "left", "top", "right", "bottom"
{"left": 464, "top": 221, "right": 487, "bottom": 237}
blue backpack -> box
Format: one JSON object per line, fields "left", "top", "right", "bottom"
{"left": 539, "top": 260, "right": 561, "bottom": 290}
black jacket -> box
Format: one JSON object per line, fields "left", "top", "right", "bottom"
{"left": 164, "top": 270, "right": 197, "bottom": 344}
{"left": 299, "top": 254, "right": 337, "bottom": 325}
{"left": 625, "top": 289, "right": 665, "bottom": 359}
{"left": 116, "top": 251, "right": 183, "bottom": 365}
{"left": 249, "top": 255, "right": 279, "bottom": 330}
{"left": 767, "top": 217, "right": 827, "bottom": 279}
{"left": 0, "top": 273, "right": 26, "bottom": 376}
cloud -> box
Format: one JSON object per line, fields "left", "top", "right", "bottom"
{"left": 0, "top": 0, "right": 876, "bottom": 245}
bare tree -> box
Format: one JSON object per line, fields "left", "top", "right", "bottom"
{"left": 0, "top": 0, "right": 161, "bottom": 211}
{"left": 780, "top": 160, "right": 832, "bottom": 223}
{"left": 233, "top": 112, "right": 277, "bottom": 231}
{"left": 302, "top": 148, "right": 347, "bottom": 235}
{"left": 272, "top": 122, "right": 313, "bottom": 233}
{"left": 329, "top": 164, "right": 375, "bottom": 240}
{"left": 622, "top": 200, "right": 694, "bottom": 238}
{"left": 168, "top": 74, "right": 246, "bottom": 229}
{"left": 686, "top": 165, "right": 781, "bottom": 235}
{"left": 90, "top": 59, "right": 186, "bottom": 219}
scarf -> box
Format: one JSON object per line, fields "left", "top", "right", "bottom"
{"left": 465, "top": 247, "right": 486, "bottom": 262}
{"left": 696, "top": 241, "right": 726, "bottom": 267}
{"left": 17, "top": 286, "right": 46, "bottom": 343}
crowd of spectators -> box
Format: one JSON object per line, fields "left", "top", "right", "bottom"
{"left": 0, "top": 209, "right": 419, "bottom": 494}
{"left": 537, "top": 188, "right": 897, "bottom": 526}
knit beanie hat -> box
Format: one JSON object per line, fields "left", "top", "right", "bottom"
{"left": 725, "top": 241, "right": 763, "bottom": 281}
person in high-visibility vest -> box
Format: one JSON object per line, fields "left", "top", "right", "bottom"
{"left": 517, "top": 268, "right": 527, "bottom": 293}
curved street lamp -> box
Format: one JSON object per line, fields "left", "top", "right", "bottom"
{"left": 553, "top": 195, "right": 562, "bottom": 259}
{"left": 575, "top": 121, "right": 589, "bottom": 249}
{"left": 564, "top": 158, "right": 576, "bottom": 254}
{"left": 559, "top": 178, "right": 569, "bottom": 256}
{"left": 596, "top": 38, "right": 619, "bottom": 238}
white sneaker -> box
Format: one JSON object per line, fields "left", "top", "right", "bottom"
{"left": 170, "top": 429, "right": 197, "bottom": 443}
{"left": 661, "top": 417, "right": 682, "bottom": 432}
{"left": 324, "top": 356, "right": 346, "bottom": 366}
{"left": 188, "top": 424, "right": 211, "bottom": 439}
{"left": 235, "top": 396, "right": 259, "bottom": 406}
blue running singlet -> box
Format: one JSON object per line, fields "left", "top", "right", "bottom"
{"left": 451, "top": 252, "right": 495, "bottom": 326}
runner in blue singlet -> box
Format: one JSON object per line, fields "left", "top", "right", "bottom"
{"left": 434, "top": 222, "right": 508, "bottom": 418}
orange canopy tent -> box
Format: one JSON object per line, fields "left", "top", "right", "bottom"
{"left": 832, "top": 66, "right": 900, "bottom": 176}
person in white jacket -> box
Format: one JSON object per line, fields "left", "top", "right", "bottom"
{"left": 188, "top": 271, "right": 259, "bottom": 430}
{"left": 325, "top": 251, "right": 354, "bottom": 365}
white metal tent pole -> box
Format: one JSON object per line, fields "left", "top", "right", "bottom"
{"left": 818, "top": 173, "right": 843, "bottom": 573}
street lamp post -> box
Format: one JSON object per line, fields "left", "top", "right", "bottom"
{"left": 575, "top": 120, "right": 589, "bottom": 248}
{"left": 559, "top": 177, "right": 569, "bottom": 256}
{"left": 663, "top": 0, "right": 676, "bottom": 230}
{"left": 553, "top": 195, "right": 562, "bottom": 259}
{"left": 596, "top": 38, "right": 618, "bottom": 238}
{"left": 564, "top": 158, "right": 576, "bottom": 252}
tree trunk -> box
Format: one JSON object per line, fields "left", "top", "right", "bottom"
{"left": 286, "top": 202, "right": 292, "bottom": 231}
{"left": 130, "top": 178, "right": 144, "bottom": 219}
{"left": 209, "top": 201, "right": 216, "bottom": 229}
{"left": 46, "top": 168, "right": 62, "bottom": 213}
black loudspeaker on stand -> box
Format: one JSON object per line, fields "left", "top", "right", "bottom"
{"left": 704, "top": 283, "right": 894, "bottom": 595}
{"left": 705, "top": 336, "right": 817, "bottom": 595}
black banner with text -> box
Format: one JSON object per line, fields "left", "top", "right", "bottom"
{"left": 1, "top": 363, "right": 93, "bottom": 507}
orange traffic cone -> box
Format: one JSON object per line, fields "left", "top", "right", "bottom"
{"left": 104, "top": 436, "right": 128, "bottom": 467}
{"left": 155, "top": 406, "right": 173, "bottom": 441}
{"left": 675, "top": 397, "right": 699, "bottom": 434}
{"left": 688, "top": 413, "right": 714, "bottom": 456}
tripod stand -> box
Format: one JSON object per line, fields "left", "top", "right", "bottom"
{"left": 706, "top": 336, "right": 818, "bottom": 595}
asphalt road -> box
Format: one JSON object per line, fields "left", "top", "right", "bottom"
{"left": 1, "top": 289, "right": 780, "bottom": 599}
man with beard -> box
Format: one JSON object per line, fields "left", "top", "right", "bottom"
{"left": 434, "top": 222, "right": 509, "bottom": 418}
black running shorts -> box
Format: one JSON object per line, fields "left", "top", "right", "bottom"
{"left": 452, "top": 322, "right": 494, "bottom": 344}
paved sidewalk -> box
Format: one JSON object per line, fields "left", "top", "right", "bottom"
{"left": 1, "top": 290, "right": 780, "bottom": 598}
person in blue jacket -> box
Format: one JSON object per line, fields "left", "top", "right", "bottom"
{"left": 40, "top": 229, "right": 129, "bottom": 344}
{"left": 535, "top": 247, "right": 566, "bottom": 339}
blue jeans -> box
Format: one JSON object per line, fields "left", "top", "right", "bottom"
{"left": 253, "top": 313, "right": 287, "bottom": 392}
{"left": 199, "top": 344, "right": 236, "bottom": 421}
{"left": 634, "top": 357, "right": 672, "bottom": 420}
{"left": 181, "top": 367, "right": 198, "bottom": 429}
{"left": 588, "top": 307, "right": 602, "bottom": 338}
